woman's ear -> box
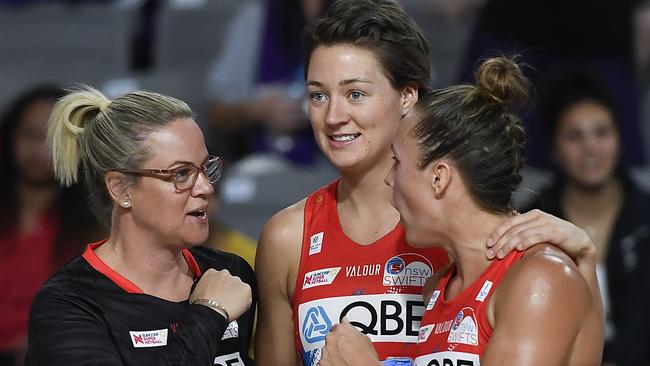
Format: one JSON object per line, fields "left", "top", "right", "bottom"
{"left": 105, "top": 171, "right": 131, "bottom": 208}
{"left": 400, "top": 84, "right": 419, "bottom": 117}
{"left": 430, "top": 160, "right": 452, "bottom": 197}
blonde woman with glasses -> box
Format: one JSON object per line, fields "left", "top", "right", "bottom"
{"left": 26, "top": 87, "right": 255, "bottom": 366}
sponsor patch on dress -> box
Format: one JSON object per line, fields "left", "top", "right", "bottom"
{"left": 302, "top": 267, "right": 341, "bottom": 289}
{"left": 475, "top": 280, "right": 493, "bottom": 302}
{"left": 221, "top": 320, "right": 239, "bottom": 340}
{"left": 129, "top": 328, "right": 168, "bottom": 348}
{"left": 426, "top": 290, "right": 441, "bottom": 310}
{"left": 418, "top": 324, "right": 434, "bottom": 343}
{"left": 309, "top": 232, "right": 324, "bottom": 255}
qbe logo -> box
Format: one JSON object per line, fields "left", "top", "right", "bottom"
{"left": 213, "top": 352, "right": 244, "bottom": 366}
{"left": 383, "top": 253, "right": 433, "bottom": 287}
{"left": 414, "top": 351, "right": 480, "bottom": 366}
{"left": 302, "top": 306, "right": 333, "bottom": 343}
{"left": 298, "top": 294, "right": 425, "bottom": 352}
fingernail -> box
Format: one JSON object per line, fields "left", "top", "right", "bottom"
{"left": 487, "top": 238, "right": 493, "bottom": 246}
{"left": 487, "top": 249, "right": 494, "bottom": 258}
{"left": 497, "top": 250, "right": 505, "bottom": 258}
{"left": 341, "top": 317, "right": 350, "bottom": 324}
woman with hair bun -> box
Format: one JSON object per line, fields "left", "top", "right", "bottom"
{"left": 320, "top": 56, "right": 603, "bottom": 366}
{"left": 26, "top": 87, "right": 255, "bottom": 365}
{"left": 257, "top": 1, "right": 601, "bottom": 365}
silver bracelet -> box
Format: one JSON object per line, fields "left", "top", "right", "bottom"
{"left": 193, "top": 298, "right": 230, "bottom": 322}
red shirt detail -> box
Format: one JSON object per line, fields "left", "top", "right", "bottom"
{"left": 182, "top": 248, "right": 202, "bottom": 278}
{"left": 292, "top": 180, "right": 449, "bottom": 365}
{"left": 0, "top": 214, "right": 58, "bottom": 350}
{"left": 82, "top": 240, "right": 202, "bottom": 294}
{"left": 414, "top": 250, "right": 526, "bottom": 365}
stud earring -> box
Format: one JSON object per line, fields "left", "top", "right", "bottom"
{"left": 122, "top": 201, "right": 130, "bottom": 208}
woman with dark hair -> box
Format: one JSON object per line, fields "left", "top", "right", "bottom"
{"left": 0, "top": 86, "right": 103, "bottom": 366}
{"left": 320, "top": 56, "right": 602, "bottom": 366}
{"left": 525, "top": 72, "right": 650, "bottom": 366}
{"left": 255, "top": 1, "right": 600, "bottom": 365}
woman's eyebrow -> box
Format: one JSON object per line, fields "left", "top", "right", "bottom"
{"left": 339, "top": 78, "right": 372, "bottom": 86}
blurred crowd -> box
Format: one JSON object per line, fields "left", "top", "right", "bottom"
{"left": 1, "top": 0, "right": 650, "bottom": 365}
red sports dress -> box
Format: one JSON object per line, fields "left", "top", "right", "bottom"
{"left": 413, "top": 250, "right": 525, "bottom": 366}
{"left": 292, "top": 180, "right": 449, "bottom": 365}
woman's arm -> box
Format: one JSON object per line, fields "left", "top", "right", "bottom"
{"left": 487, "top": 209, "right": 604, "bottom": 326}
{"left": 26, "top": 289, "right": 125, "bottom": 365}
{"left": 482, "top": 245, "right": 600, "bottom": 366}
{"left": 255, "top": 201, "right": 305, "bottom": 366}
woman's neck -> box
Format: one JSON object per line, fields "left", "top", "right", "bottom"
{"left": 442, "top": 208, "right": 509, "bottom": 295}
{"left": 336, "top": 155, "right": 400, "bottom": 244}
{"left": 338, "top": 153, "right": 395, "bottom": 216}
{"left": 96, "top": 219, "right": 193, "bottom": 301}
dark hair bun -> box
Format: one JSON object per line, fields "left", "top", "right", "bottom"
{"left": 475, "top": 56, "right": 529, "bottom": 108}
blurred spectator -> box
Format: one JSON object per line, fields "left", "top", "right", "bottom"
{"left": 206, "top": 0, "right": 332, "bottom": 167}
{"left": 523, "top": 73, "right": 650, "bottom": 366}
{"left": 458, "top": 0, "right": 645, "bottom": 168}
{"left": 0, "top": 86, "right": 104, "bottom": 366}
{"left": 205, "top": 191, "right": 256, "bottom": 269}
{"left": 204, "top": 189, "right": 257, "bottom": 359}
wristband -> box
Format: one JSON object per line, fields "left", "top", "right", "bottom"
{"left": 382, "top": 357, "right": 413, "bottom": 366}
{"left": 193, "top": 298, "right": 230, "bottom": 322}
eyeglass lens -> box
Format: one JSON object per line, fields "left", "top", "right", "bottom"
{"left": 204, "top": 158, "right": 222, "bottom": 183}
{"left": 174, "top": 158, "right": 222, "bottom": 190}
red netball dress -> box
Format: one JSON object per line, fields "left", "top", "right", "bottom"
{"left": 292, "top": 180, "right": 449, "bottom": 365}
{"left": 414, "top": 250, "right": 526, "bottom": 366}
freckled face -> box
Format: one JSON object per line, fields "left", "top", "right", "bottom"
{"left": 306, "top": 44, "right": 405, "bottom": 173}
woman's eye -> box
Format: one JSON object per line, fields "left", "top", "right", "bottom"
{"left": 350, "top": 91, "right": 363, "bottom": 100}
{"left": 174, "top": 167, "right": 193, "bottom": 182}
{"left": 310, "top": 92, "right": 326, "bottom": 102}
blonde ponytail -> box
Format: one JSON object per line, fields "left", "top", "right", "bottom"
{"left": 47, "top": 87, "right": 111, "bottom": 186}
{"left": 47, "top": 85, "right": 193, "bottom": 223}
